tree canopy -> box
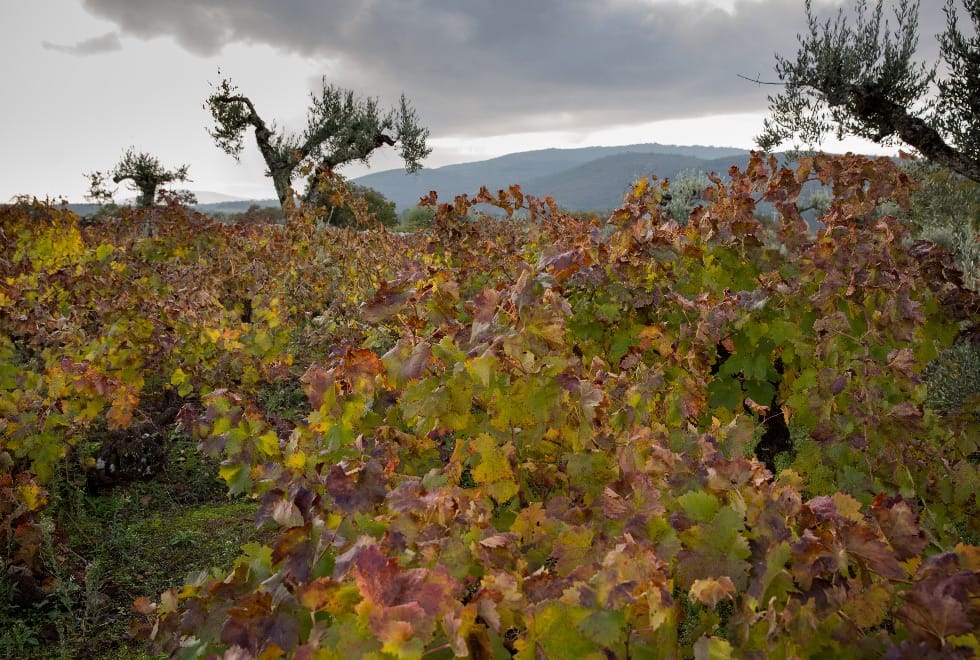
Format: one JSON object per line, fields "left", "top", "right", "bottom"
{"left": 314, "top": 178, "right": 399, "bottom": 228}
{"left": 86, "top": 148, "right": 194, "bottom": 208}
{"left": 663, "top": 169, "right": 711, "bottom": 224}
{"left": 757, "top": 0, "right": 980, "bottom": 183}
{"left": 205, "top": 75, "right": 430, "bottom": 209}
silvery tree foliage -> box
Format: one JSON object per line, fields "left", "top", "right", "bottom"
{"left": 757, "top": 0, "right": 980, "bottom": 184}
{"left": 86, "top": 148, "right": 194, "bottom": 208}
{"left": 206, "top": 75, "right": 430, "bottom": 209}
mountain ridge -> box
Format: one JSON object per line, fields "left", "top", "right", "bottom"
{"left": 65, "top": 143, "right": 759, "bottom": 216}
{"left": 354, "top": 142, "right": 752, "bottom": 211}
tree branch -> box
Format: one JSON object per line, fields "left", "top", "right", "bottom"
{"left": 846, "top": 82, "right": 980, "bottom": 182}
{"left": 737, "top": 73, "right": 786, "bottom": 86}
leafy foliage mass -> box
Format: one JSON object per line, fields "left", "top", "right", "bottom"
{"left": 901, "top": 160, "right": 980, "bottom": 288}
{"left": 86, "top": 147, "right": 195, "bottom": 208}
{"left": 2, "top": 153, "right": 979, "bottom": 658}
{"left": 206, "top": 75, "right": 430, "bottom": 208}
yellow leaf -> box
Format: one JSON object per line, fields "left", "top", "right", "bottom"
{"left": 17, "top": 483, "right": 47, "bottom": 511}
{"left": 218, "top": 463, "right": 240, "bottom": 482}
{"left": 647, "top": 586, "right": 673, "bottom": 632}
{"left": 170, "top": 368, "right": 187, "bottom": 386}
{"left": 285, "top": 451, "right": 306, "bottom": 470}
{"left": 95, "top": 243, "right": 114, "bottom": 261}
{"left": 470, "top": 434, "right": 513, "bottom": 484}
{"left": 632, "top": 177, "right": 649, "bottom": 198}
{"left": 211, "top": 416, "right": 231, "bottom": 436}
{"left": 255, "top": 431, "right": 280, "bottom": 457}
{"left": 832, "top": 492, "right": 863, "bottom": 522}
{"left": 177, "top": 584, "right": 200, "bottom": 599}
{"left": 841, "top": 582, "right": 892, "bottom": 629}
{"left": 486, "top": 480, "right": 519, "bottom": 503}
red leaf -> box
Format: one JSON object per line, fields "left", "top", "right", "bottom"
{"left": 324, "top": 460, "right": 387, "bottom": 513}
{"left": 897, "top": 552, "right": 979, "bottom": 646}
{"left": 271, "top": 525, "right": 314, "bottom": 583}
{"left": 294, "top": 577, "right": 339, "bottom": 612}
{"left": 791, "top": 529, "right": 839, "bottom": 590}
{"left": 360, "top": 280, "right": 414, "bottom": 323}
{"left": 470, "top": 288, "right": 500, "bottom": 344}
{"left": 131, "top": 596, "right": 156, "bottom": 615}
{"left": 353, "top": 544, "right": 448, "bottom": 616}
{"left": 840, "top": 522, "right": 904, "bottom": 580}
{"left": 872, "top": 495, "right": 927, "bottom": 561}
{"left": 300, "top": 364, "right": 332, "bottom": 410}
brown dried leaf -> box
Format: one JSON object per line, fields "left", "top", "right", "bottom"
{"left": 131, "top": 596, "right": 156, "bottom": 615}
{"left": 872, "top": 495, "right": 928, "bottom": 561}
{"left": 325, "top": 460, "right": 387, "bottom": 514}
{"left": 360, "top": 280, "right": 413, "bottom": 323}
{"left": 689, "top": 576, "right": 736, "bottom": 607}
{"left": 841, "top": 522, "right": 904, "bottom": 581}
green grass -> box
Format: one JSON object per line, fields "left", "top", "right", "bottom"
{"left": 0, "top": 437, "right": 269, "bottom": 659}
{"left": 923, "top": 339, "right": 980, "bottom": 414}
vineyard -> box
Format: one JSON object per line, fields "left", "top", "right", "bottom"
{"left": 1, "top": 153, "right": 978, "bottom": 658}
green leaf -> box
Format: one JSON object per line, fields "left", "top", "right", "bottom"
{"left": 679, "top": 490, "right": 721, "bottom": 524}
{"left": 470, "top": 434, "right": 517, "bottom": 499}
{"left": 465, "top": 354, "right": 496, "bottom": 388}
{"left": 565, "top": 452, "right": 613, "bottom": 500}
{"left": 578, "top": 610, "right": 625, "bottom": 647}
{"left": 693, "top": 635, "right": 733, "bottom": 660}
{"left": 743, "top": 379, "right": 775, "bottom": 407}
{"left": 218, "top": 462, "right": 250, "bottom": 495}
{"left": 95, "top": 243, "right": 115, "bottom": 261}
{"left": 708, "top": 378, "right": 743, "bottom": 411}
{"left": 524, "top": 603, "right": 595, "bottom": 658}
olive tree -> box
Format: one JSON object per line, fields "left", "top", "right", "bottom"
{"left": 399, "top": 206, "right": 437, "bottom": 232}
{"left": 206, "top": 75, "right": 430, "bottom": 209}
{"left": 756, "top": 0, "right": 980, "bottom": 184}
{"left": 314, "top": 179, "right": 399, "bottom": 228}
{"left": 901, "top": 160, "right": 980, "bottom": 286}
{"left": 663, "top": 169, "right": 711, "bottom": 224}
{"left": 86, "top": 148, "right": 195, "bottom": 208}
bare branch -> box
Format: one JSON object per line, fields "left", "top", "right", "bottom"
{"left": 737, "top": 73, "right": 786, "bottom": 86}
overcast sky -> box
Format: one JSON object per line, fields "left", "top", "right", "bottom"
{"left": 1, "top": 0, "right": 951, "bottom": 202}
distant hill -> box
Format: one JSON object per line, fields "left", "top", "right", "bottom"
{"left": 353, "top": 143, "right": 752, "bottom": 212}
{"left": 64, "top": 144, "right": 785, "bottom": 218}
{"left": 195, "top": 199, "right": 279, "bottom": 214}
{"left": 191, "top": 191, "right": 248, "bottom": 205}
{"left": 520, "top": 152, "right": 756, "bottom": 212}
{"left": 66, "top": 195, "right": 279, "bottom": 218}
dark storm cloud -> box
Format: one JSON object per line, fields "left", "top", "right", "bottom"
{"left": 78, "top": 0, "right": 952, "bottom": 135}
{"left": 42, "top": 31, "right": 122, "bottom": 56}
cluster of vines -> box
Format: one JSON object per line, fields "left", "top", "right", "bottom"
{"left": 2, "top": 153, "right": 978, "bottom": 657}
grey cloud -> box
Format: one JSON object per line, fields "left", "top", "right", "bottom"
{"left": 79, "top": 0, "right": 952, "bottom": 136}
{"left": 42, "top": 31, "right": 122, "bottom": 56}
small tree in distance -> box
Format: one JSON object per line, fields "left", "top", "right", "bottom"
{"left": 318, "top": 183, "right": 399, "bottom": 228}
{"left": 86, "top": 148, "right": 195, "bottom": 208}
{"left": 663, "top": 169, "right": 711, "bottom": 224}
{"left": 756, "top": 0, "right": 980, "bottom": 185}
{"left": 399, "top": 205, "right": 437, "bottom": 231}
{"left": 205, "top": 74, "right": 430, "bottom": 210}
